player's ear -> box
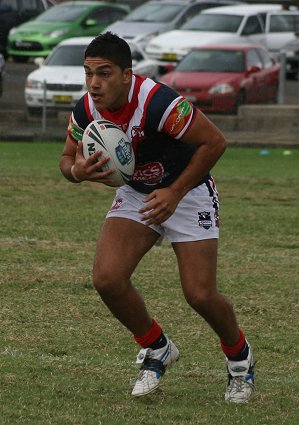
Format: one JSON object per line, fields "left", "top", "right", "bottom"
{"left": 123, "top": 68, "right": 133, "bottom": 84}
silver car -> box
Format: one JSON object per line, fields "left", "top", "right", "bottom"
{"left": 105, "top": 0, "right": 243, "bottom": 48}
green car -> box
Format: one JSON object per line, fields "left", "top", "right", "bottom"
{"left": 7, "top": 1, "right": 130, "bottom": 62}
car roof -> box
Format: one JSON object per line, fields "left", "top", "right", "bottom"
{"left": 58, "top": 37, "right": 94, "bottom": 46}
{"left": 202, "top": 4, "right": 281, "bottom": 15}
{"left": 191, "top": 43, "right": 268, "bottom": 50}
{"left": 59, "top": 1, "right": 124, "bottom": 5}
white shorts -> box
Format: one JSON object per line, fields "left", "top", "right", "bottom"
{"left": 106, "top": 180, "right": 220, "bottom": 243}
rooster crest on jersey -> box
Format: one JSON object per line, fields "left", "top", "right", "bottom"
{"left": 82, "top": 119, "right": 135, "bottom": 187}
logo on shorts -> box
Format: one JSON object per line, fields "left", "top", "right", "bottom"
{"left": 198, "top": 211, "right": 212, "bottom": 229}
{"left": 110, "top": 198, "right": 123, "bottom": 211}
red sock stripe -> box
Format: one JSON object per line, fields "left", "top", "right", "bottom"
{"left": 134, "top": 319, "right": 162, "bottom": 348}
{"left": 221, "top": 329, "right": 246, "bottom": 357}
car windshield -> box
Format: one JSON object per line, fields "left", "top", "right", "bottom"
{"left": 181, "top": 13, "right": 243, "bottom": 32}
{"left": 125, "top": 2, "right": 184, "bottom": 23}
{"left": 44, "top": 45, "right": 87, "bottom": 66}
{"left": 35, "top": 4, "right": 89, "bottom": 22}
{"left": 175, "top": 49, "right": 245, "bottom": 73}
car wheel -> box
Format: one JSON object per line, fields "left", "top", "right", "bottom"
{"left": 27, "top": 107, "right": 42, "bottom": 116}
{"left": 12, "top": 56, "right": 29, "bottom": 63}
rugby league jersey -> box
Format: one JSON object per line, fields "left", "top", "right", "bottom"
{"left": 68, "top": 74, "right": 210, "bottom": 194}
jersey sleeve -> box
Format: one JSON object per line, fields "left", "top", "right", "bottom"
{"left": 67, "top": 94, "right": 91, "bottom": 143}
{"left": 145, "top": 83, "right": 196, "bottom": 140}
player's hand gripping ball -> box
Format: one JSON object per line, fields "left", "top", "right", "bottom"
{"left": 82, "top": 119, "right": 135, "bottom": 187}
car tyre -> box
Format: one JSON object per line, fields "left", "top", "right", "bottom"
{"left": 12, "top": 56, "right": 29, "bottom": 63}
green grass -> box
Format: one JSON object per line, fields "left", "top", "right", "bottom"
{"left": 0, "top": 142, "right": 298, "bottom": 425}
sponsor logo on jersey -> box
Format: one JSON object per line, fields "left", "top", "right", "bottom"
{"left": 115, "top": 138, "right": 134, "bottom": 166}
{"left": 133, "top": 162, "right": 164, "bottom": 184}
{"left": 131, "top": 126, "right": 144, "bottom": 140}
{"left": 110, "top": 198, "right": 123, "bottom": 211}
{"left": 198, "top": 211, "right": 212, "bottom": 229}
{"left": 162, "top": 99, "right": 192, "bottom": 137}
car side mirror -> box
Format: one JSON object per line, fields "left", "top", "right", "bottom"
{"left": 247, "top": 65, "right": 261, "bottom": 74}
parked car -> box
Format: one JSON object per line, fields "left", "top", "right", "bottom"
{"left": 160, "top": 44, "right": 280, "bottom": 113}
{"left": 146, "top": 4, "right": 299, "bottom": 64}
{"left": 104, "top": 0, "right": 243, "bottom": 49}
{"left": 0, "top": 0, "right": 55, "bottom": 57}
{"left": 281, "top": 20, "right": 299, "bottom": 79}
{"left": 0, "top": 52, "right": 5, "bottom": 96}
{"left": 25, "top": 37, "right": 162, "bottom": 114}
{"left": 7, "top": 1, "right": 130, "bottom": 62}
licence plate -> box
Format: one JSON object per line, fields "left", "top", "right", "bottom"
{"left": 53, "top": 95, "right": 72, "bottom": 104}
{"left": 162, "top": 52, "right": 177, "bottom": 60}
{"left": 15, "top": 40, "right": 33, "bottom": 48}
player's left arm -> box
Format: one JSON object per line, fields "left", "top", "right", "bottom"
{"left": 171, "top": 109, "right": 227, "bottom": 196}
{"left": 140, "top": 110, "right": 227, "bottom": 225}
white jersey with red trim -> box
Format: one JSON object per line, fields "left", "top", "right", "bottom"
{"left": 68, "top": 74, "right": 209, "bottom": 193}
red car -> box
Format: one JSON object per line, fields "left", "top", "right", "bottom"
{"left": 160, "top": 44, "right": 280, "bottom": 114}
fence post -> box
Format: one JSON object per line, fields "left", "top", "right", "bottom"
{"left": 42, "top": 80, "right": 46, "bottom": 133}
{"left": 277, "top": 51, "right": 286, "bottom": 105}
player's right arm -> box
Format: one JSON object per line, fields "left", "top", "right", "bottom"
{"left": 59, "top": 135, "right": 113, "bottom": 184}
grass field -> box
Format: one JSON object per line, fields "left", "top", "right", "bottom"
{"left": 0, "top": 142, "right": 298, "bottom": 425}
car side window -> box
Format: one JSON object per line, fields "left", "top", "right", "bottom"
{"left": 247, "top": 48, "right": 263, "bottom": 69}
{"left": 88, "top": 7, "right": 128, "bottom": 25}
{"left": 269, "top": 14, "right": 299, "bottom": 33}
{"left": 22, "top": 0, "right": 45, "bottom": 14}
{"left": 176, "top": 4, "right": 206, "bottom": 27}
{"left": 242, "top": 15, "right": 263, "bottom": 35}
{"left": 0, "top": 0, "right": 18, "bottom": 12}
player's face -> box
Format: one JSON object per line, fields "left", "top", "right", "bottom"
{"left": 84, "top": 56, "right": 132, "bottom": 112}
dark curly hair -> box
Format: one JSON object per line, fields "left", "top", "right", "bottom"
{"left": 85, "top": 31, "right": 132, "bottom": 70}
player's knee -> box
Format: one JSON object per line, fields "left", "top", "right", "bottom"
{"left": 185, "top": 288, "right": 215, "bottom": 313}
{"left": 93, "top": 268, "right": 129, "bottom": 299}
{"left": 93, "top": 269, "right": 117, "bottom": 296}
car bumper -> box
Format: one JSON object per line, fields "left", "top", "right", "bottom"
{"left": 183, "top": 92, "right": 237, "bottom": 113}
{"left": 25, "top": 88, "right": 86, "bottom": 109}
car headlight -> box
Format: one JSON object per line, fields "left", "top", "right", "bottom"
{"left": 209, "top": 84, "right": 234, "bottom": 94}
{"left": 26, "top": 80, "right": 44, "bottom": 89}
{"left": 45, "top": 28, "right": 70, "bottom": 39}
{"left": 8, "top": 27, "right": 17, "bottom": 36}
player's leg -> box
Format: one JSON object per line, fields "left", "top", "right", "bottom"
{"left": 93, "top": 216, "right": 179, "bottom": 396}
{"left": 172, "top": 239, "right": 239, "bottom": 343}
{"left": 172, "top": 239, "right": 255, "bottom": 403}
{"left": 93, "top": 216, "right": 158, "bottom": 336}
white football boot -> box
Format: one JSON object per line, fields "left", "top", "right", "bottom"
{"left": 225, "top": 343, "right": 255, "bottom": 403}
{"left": 131, "top": 336, "right": 179, "bottom": 397}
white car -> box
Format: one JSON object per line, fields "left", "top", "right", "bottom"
{"left": 146, "top": 4, "right": 299, "bottom": 64}
{"left": 25, "top": 37, "right": 162, "bottom": 114}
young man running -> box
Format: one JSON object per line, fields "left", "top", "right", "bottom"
{"left": 59, "top": 32, "right": 255, "bottom": 402}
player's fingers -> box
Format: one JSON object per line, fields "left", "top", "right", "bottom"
{"left": 85, "top": 149, "right": 104, "bottom": 166}
{"left": 77, "top": 140, "right": 84, "bottom": 156}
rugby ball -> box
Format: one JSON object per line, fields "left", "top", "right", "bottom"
{"left": 82, "top": 119, "right": 135, "bottom": 187}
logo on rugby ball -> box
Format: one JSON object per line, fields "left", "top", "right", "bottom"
{"left": 115, "top": 138, "right": 133, "bottom": 166}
